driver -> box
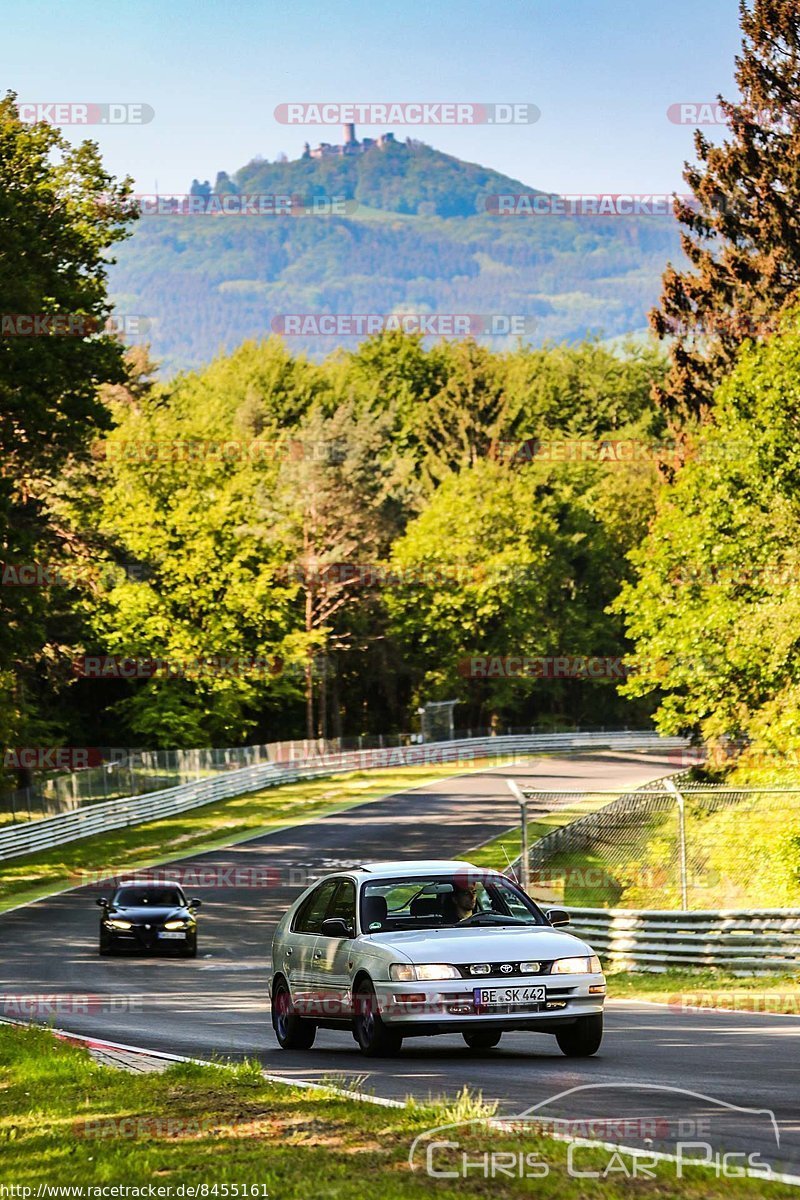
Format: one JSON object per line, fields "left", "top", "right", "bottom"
{"left": 442, "top": 880, "right": 478, "bottom": 923}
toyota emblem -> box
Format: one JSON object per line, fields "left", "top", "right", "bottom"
{"left": 500, "top": 963, "right": 513, "bottom": 974}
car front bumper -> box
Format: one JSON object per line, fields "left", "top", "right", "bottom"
{"left": 372, "top": 973, "right": 605, "bottom": 1031}
{"left": 102, "top": 925, "right": 193, "bottom": 950}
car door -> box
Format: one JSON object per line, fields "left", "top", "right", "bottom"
{"left": 283, "top": 879, "right": 339, "bottom": 1014}
{"left": 311, "top": 878, "right": 357, "bottom": 1019}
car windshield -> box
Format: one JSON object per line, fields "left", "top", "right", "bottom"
{"left": 113, "top": 887, "right": 184, "bottom": 908}
{"left": 359, "top": 874, "right": 546, "bottom": 933}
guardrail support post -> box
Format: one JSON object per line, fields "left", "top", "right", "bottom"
{"left": 507, "top": 779, "right": 531, "bottom": 895}
{"left": 664, "top": 777, "right": 689, "bottom": 909}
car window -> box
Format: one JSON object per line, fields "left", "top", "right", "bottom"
{"left": 293, "top": 879, "right": 339, "bottom": 934}
{"left": 114, "top": 887, "right": 184, "bottom": 907}
{"left": 326, "top": 879, "right": 356, "bottom": 928}
{"left": 359, "top": 874, "right": 545, "bottom": 932}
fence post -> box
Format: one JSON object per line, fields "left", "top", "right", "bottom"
{"left": 664, "top": 777, "right": 689, "bottom": 909}
{"left": 507, "top": 779, "right": 531, "bottom": 894}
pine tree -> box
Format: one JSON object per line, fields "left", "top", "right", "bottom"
{"left": 652, "top": 0, "right": 800, "bottom": 422}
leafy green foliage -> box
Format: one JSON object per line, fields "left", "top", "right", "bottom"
{"left": 615, "top": 311, "right": 800, "bottom": 747}
{"left": 0, "top": 92, "right": 135, "bottom": 768}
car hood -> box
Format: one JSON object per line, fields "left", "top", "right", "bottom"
{"left": 364, "top": 924, "right": 592, "bottom": 963}
{"left": 107, "top": 906, "right": 188, "bottom": 921}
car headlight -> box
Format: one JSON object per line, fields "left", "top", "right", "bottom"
{"left": 389, "top": 963, "right": 460, "bottom": 982}
{"left": 163, "top": 919, "right": 189, "bottom": 930}
{"left": 105, "top": 919, "right": 132, "bottom": 930}
{"left": 552, "top": 955, "right": 602, "bottom": 974}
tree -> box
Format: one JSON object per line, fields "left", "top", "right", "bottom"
{"left": 614, "top": 311, "right": 800, "bottom": 749}
{"left": 0, "top": 92, "right": 135, "bottom": 775}
{"left": 74, "top": 344, "right": 310, "bottom": 748}
{"left": 258, "top": 401, "right": 407, "bottom": 738}
{"left": 651, "top": 0, "right": 800, "bottom": 422}
{"left": 385, "top": 457, "right": 657, "bottom": 730}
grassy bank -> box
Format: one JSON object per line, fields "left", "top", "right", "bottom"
{"left": 607, "top": 968, "right": 800, "bottom": 1013}
{"left": 0, "top": 761, "right": 493, "bottom": 914}
{"left": 0, "top": 1024, "right": 794, "bottom": 1196}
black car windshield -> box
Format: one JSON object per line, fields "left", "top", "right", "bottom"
{"left": 113, "top": 887, "right": 184, "bottom": 908}
{"left": 359, "top": 874, "right": 546, "bottom": 933}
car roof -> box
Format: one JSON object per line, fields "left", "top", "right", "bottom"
{"left": 351, "top": 859, "right": 492, "bottom": 877}
{"left": 114, "top": 880, "right": 184, "bottom": 889}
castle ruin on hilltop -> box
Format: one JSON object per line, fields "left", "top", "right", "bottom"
{"left": 303, "top": 124, "right": 396, "bottom": 160}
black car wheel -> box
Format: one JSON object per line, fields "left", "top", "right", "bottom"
{"left": 463, "top": 1029, "right": 502, "bottom": 1050}
{"left": 353, "top": 980, "right": 402, "bottom": 1057}
{"left": 272, "top": 979, "right": 316, "bottom": 1050}
{"left": 555, "top": 1013, "right": 603, "bottom": 1057}
{"left": 181, "top": 937, "right": 197, "bottom": 958}
{"left": 98, "top": 940, "right": 114, "bottom": 956}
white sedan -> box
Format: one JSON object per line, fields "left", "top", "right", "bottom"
{"left": 270, "top": 859, "right": 605, "bottom": 1057}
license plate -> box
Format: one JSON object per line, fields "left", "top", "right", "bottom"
{"left": 474, "top": 985, "right": 546, "bottom": 1007}
{"left": 158, "top": 931, "right": 186, "bottom": 939}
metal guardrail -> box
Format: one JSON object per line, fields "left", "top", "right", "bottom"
{"left": 567, "top": 907, "right": 800, "bottom": 974}
{"left": 1, "top": 723, "right": 663, "bottom": 822}
{"left": 0, "top": 731, "right": 685, "bottom": 862}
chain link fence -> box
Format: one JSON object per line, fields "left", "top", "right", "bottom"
{"left": 516, "top": 777, "right": 800, "bottom": 911}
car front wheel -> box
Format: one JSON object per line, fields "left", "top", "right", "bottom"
{"left": 555, "top": 1013, "right": 603, "bottom": 1057}
{"left": 353, "top": 980, "right": 402, "bottom": 1057}
{"left": 272, "top": 979, "right": 316, "bottom": 1050}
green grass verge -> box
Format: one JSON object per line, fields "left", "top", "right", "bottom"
{"left": 0, "top": 1024, "right": 794, "bottom": 1196}
{"left": 0, "top": 762, "right": 495, "bottom": 914}
{"left": 607, "top": 968, "right": 800, "bottom": 1014}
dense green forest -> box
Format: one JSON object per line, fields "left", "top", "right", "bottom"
{"left": 5, "top": 0, "right": 800, "bottom": 786}
{"left": 4, "top": 329, "right": 667, "bottom": 758}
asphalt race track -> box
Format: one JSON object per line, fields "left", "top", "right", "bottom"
{"left": 1, "top": 751, "right": 798, "bottom": 1177}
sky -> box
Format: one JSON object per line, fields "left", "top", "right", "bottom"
{"left": 2, "top": 0, "right": 743, "bottom": 196}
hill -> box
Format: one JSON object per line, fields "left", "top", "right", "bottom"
{"left": 108, "top": 137, "right": 682, "bottom": 372}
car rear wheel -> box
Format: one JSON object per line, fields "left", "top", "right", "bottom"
{"left": 353, "top": 980, "right": 402, "bottom": 1057}
{"left": 555, "top": 1013, "right": 603, "bottom": 1057}
{"left": 463, "top": 1029, "right": 502, "bottom": 1050}
{"left": 272, "top": 979, "right": 316, "bottom": 1050}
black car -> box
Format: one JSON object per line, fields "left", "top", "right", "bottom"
{"left": 97, "top": 882, "right": 201, "bottom": 957}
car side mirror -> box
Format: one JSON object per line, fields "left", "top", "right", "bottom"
{"left": 96, "top": 897, "right": 108, "bottom": 908}
{"left": 320, "top": 917, "right": 352, "bottom": 938}
{"left": 545, "top": 907, "right": 570, "bottom": 927}
{"left": 189, "top": 898, "right": 202, "bottom": 908}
